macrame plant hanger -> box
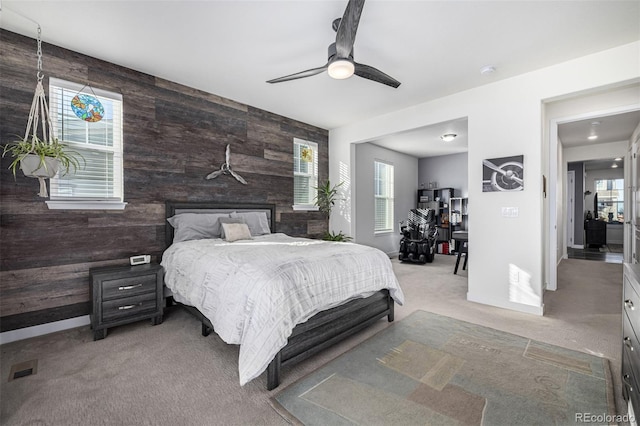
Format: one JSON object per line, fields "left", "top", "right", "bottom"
{"left": 23, "top": 25, "right": 58, "bottom": 197}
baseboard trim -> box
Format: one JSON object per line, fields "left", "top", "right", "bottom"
{"left": 0, "top": 315, "right": 90, "bottom": 345}
{"left": 466, "top": 291, "right": 544, "bottom": 316}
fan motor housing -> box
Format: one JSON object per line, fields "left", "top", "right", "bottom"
{"left": 327, "top": 42, "right": 354, "bottom": 62}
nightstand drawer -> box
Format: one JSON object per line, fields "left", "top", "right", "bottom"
{"left": 102, "top": 292, "right": 157, "bottom": 322}
{"left": 101, "top": 274, "right": 158, "bottom": 301}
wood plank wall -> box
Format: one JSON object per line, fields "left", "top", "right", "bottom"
{"left": 0, "top": 29, "right": 329, "bottom": 332}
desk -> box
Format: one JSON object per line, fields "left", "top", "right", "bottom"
{"left": 452, "top": 231, "right": 468, "bottom": 275}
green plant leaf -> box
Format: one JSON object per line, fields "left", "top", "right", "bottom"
{"left": 1, "top": 135, "right": 83, "bottom": 179}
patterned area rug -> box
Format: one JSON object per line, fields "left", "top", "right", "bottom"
{"left": 271, "top": 311, "right": 615, "bottom": 426}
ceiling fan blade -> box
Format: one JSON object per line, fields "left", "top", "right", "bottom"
{"left": 267, "top": 64, "right": 328, "bottom": 84}
{"left": 205, "top": 169, "right": 224, "bottom": 180}
{"left": 230, "top": 169, "right": 247, "bottom": 185}
{"left": 335, "top": 0, "right": 365, "bottom": 58}
{"left": 354, "top": 62, "right": 401, "bottom": 88}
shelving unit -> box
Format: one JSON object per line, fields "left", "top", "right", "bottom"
{"left": 450, "top": 197, "right": 468, "bottom": 231}
{"left": 417, "top": 188, "right": 455, "bottom": 246}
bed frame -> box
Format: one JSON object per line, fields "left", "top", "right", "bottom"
{"left": 164, "top": 201, "right": 395, "bottom": 390}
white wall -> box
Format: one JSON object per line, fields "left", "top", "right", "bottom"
{"left": 418, "top": 152, "right": 469, "bottom": 197}
{"left": 354, "top": 143, "right": 418, "bottom": 255}
{"left": 330, "top": 41, "right": 640, "bottom": 316}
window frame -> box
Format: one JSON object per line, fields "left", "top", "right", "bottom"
{"left": 46, "top": 77, "right": 126, "bottom": 210}
{"left": 293, "top": 138, "right": 319, "bottom": 211}
{"left": 374, "top": 160, "right": 394, "bottom": 234}
{"left": 594, "top": 178, "right": 623, "bottom": 223}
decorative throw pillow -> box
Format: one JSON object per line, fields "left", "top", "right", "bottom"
{"left": 221, "top": 223, "right": 252, "bottom": 242}
{"left": 167, "top": 213, "right": 230, "bottom": 243}
{"left": 230, "top": 211, "right": 271, "bottom": 235}
{"left": 218, "top": 217, "right": 245, "bottom": 239}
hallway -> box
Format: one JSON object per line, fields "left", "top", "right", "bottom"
{"left": 567, "top": 245, "right": 623, "bottom": 264}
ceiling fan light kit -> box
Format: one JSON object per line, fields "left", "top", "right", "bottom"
{"left": 328, "top": 59, "right": 355, "bottom": 79}
{"left": 266, "top": 0, "right": 400, "bottom": 88}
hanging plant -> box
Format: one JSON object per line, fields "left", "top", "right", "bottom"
{"left": 2, "top": 135, "right": 81, "bottom": 179}
{"left": 1, "top": 25, "right": 82, "bottom": 197}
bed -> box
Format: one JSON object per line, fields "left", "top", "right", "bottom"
{"left": 161, "top": 201, "right": 404, "bottom": 389}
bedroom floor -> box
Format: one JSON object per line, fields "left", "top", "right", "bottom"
{"left": 0, "top": 255, "right": 624, "bottom": 425}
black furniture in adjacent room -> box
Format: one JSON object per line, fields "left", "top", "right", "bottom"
{"left": 89, "top": 263, "right": 164, "bottom": 340}
{"left": 417, "top": 187, "right": 455, "bottom": 244}
{"left": 584, "top": 219, "right": 606, "bottom": 248}
{"left": 452, "top": 231, "right": 468, "bottom": 275}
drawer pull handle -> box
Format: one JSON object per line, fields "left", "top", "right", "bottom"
{"left": 118, "top": 284, "right": 143, "bottom": 291}
{"left": 625, "top": 299, "right": 635, "bottom": 310}
{"left": 118, "top": 303, "right": 143, "bottom": 310}
{"left": 624, "top": 374, "right": 634, "bottom": 392}
{"left": 625, "top": 337, "right": 634, "bottom": 351}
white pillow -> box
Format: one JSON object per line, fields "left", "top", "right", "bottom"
{"left": 221, "top": 223, "right": 252, "bottom": 242}
{"left": 230, "top": 211, "right": 271, "bottom": 235}
{"left": 218, "top": 217, "right": 245, "bottom": 239}
{"left": 167, "top": 213, "right": 230, "bottom": 243}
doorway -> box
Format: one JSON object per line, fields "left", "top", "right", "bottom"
{"left": 546, "top": 94, "right": 640, "bottom": 291}
{"left": 566, "top": 160, "right": 624, "bottom": 264}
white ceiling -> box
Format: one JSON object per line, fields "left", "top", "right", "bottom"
{"left": 560, "top": 109, "right": 640, "bottom": 171}
{"left": 1, "top": 1, "right": 639, "bottom": 158}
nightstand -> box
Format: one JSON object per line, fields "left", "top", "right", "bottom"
{"left": 89, "top": 263, "right": 164, "bottom": 340}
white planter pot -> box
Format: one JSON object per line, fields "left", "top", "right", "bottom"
{"left": 20, "top": 154, "right": 60, "bottom": 178}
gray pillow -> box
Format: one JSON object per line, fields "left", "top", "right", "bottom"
{"left": 167, "top": 213, "right": 230, "bottom": 243}
{"left": 230, "top": 211, "right": 271, "bottom": 236}
{"left": 218, "top": 217, "right": 245, "bottom": 239}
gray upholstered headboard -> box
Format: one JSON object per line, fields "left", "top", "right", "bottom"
{"left": 164, "top": 201, "right": 276, "bottom": 249}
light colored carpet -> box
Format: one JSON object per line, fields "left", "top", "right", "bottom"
{"left": 0, "top": 255, "right": 624, "bottom": 425}
{"left": 272, "top": 310, "right": 615, "bottom": 425}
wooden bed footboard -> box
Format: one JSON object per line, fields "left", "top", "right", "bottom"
{"left": 173, "top": 289, "right": 394, "bottom": 390}
{"left": 266, "top": 289, "right": 394, "bottom": 390}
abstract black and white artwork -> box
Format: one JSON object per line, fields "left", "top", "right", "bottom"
{"left": 482, "top": 155, "right": 524, "bottom": 192}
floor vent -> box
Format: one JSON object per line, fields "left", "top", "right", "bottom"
{"left": 8, "top": 359, "right": 38, "bottom": 382}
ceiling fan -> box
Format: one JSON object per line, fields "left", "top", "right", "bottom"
{"left": 266, "top": 0, "right": 400, "bottom": 88}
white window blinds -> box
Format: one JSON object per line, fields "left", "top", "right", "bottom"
{"left": 48, "top": 78, "right": 124, "bottom": 202}
{"left": 374, "top": 160, "right": 394, "bottom": 232}
{"left": 293, "top": 139, "right": 318, "bottom": 207}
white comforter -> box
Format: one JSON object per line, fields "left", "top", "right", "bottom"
{"left": 161, "top": 233, "right": 404, "bottom": 385}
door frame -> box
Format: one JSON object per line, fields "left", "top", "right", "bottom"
{"left": 547, "top": 103, "right": 640, "bottom": 291}
{"left": 567, "top": 170, "right": 575, "bottom": 250}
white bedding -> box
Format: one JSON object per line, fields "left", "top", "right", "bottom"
{"left": 161, "top": 233, "right": 404, "bottom": 385}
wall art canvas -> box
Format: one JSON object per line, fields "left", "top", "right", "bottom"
{"left": 482, "top": 155, "right": 524, "bottom": 192}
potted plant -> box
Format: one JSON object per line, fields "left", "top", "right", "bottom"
{"left": 2, "top": 135, "right": 82, "bottom": 179}
{"left": 314, "top": 180, "right": 351, "bottom": 242}
{"left": 322, "top": 230, "right": 353, "bottom": 242}
{"left": 314, "top": 180, "right": 343, "bottom": 218}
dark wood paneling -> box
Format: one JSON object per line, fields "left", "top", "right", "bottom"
{"left": 0, "top": 29, "right": 328, "bottom": 331}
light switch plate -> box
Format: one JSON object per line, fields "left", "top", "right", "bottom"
{"left": 501, "top": 207, "right": 519, "bottom": 218}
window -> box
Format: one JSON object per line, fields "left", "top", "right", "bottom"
{"left": 47, "top": 78, "right": 125, "bottom": 209}
{"left": 595, "top": 178, "right": 623, "bottom": 223}
{"left": 293, "top": 139, "right": 318, "bottom": 209}
{"left": 374, "top": 161, "right": 394, "bottom": 232}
